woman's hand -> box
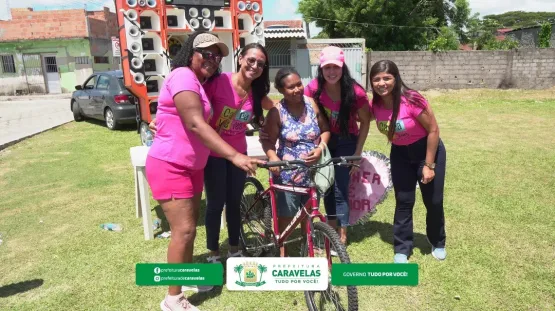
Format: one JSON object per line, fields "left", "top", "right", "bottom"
{"left": 349, "top": 150, "right": 362, "bottom": 175}
{"left": 304, "top": 147, "right": 322, "bottom": 166}
{"left": 149, "top": 118, "right": 157, "bottom": 135}
{"left": 421, "top": 166, "right": 435, "bottom": 184}
{"left": 268, "top": 156, "right": 281, "bottom": 176}
{"left": 230, "top": 153, "right": 264, "bottom": 176}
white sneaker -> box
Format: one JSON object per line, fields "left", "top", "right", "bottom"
{"left": 227, "top": 250, "right": 245, "bottom": 258}
{"left": 160, "top": 293, "right": 200, "bottom": 311}
{"left": 181, "top": 255, "right": 221, "bottom": 293}
{"left": 180, "top": 285, "right": 214, "bottom": 293}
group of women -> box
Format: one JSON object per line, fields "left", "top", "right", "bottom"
{"left": 145, "top": 31, "right": 447, "bottom": 311}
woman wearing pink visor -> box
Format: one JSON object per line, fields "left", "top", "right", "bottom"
{"left": 304, "top": 46, "right": 372, "bottom": 246}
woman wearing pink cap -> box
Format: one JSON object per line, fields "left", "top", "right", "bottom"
{"left": 145, "top": 31, "right": 263, "bottom": 311}
{"left": 304, "top": 46, "right": 372, "bottom": 246}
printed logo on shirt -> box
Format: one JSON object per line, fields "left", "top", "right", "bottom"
{"left": 236, "top": 110, "right": 252, "bottom": 122}
{"left": 216, "top": 106, "right": 237, "bottom": 131}
{"left": 377, "top": 120, "right": 406, "bottom": 135}
{"left": 324, "top": 107, "right": 339, "bottom": 129}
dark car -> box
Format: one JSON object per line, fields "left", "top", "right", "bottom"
{"left": 70, "top": 70, "right": 137, "bottom": 130}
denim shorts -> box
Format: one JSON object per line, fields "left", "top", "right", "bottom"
{"left": 276, "top": 191, "right": 321, "bottom": 218}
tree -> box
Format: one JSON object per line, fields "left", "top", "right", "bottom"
{"left": 428, "top": 26, "right": 460, "bottom": 51}
{"left": 483, "top": 11, "right": 555, "bottom": 29}
{"left": 447, "top": 0, "right": 472, "bottom": 42}
{"left": 234, "top": 265, "right": 244, "bottom": 283}
{"left": 539, "top": 22, "right": 552, "bottom": 48}
{"left": 298, "top": 0, "right": 473, "bottom": 51}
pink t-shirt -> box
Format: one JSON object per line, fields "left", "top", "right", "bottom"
{"left": 304, "top": 79, "right": 369, "bottom": 135}
{"left": 147, "top": 67, "right": 213, "bottom": 170}
{"left": 203, "top": 72, "right": 253, "bottom": 157}
{"left": 371, "top": 91, "right": 429, "bottom": 146}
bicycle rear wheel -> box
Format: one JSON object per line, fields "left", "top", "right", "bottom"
{"left": 239, "top": 177, "right": 274, "bottom": 257}
{"left": 303, "top": 221, "right": 358, "bottom": 311}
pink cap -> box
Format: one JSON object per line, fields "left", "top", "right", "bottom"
{"left": 319, "top": 46, "right": 345, "bottom": 68}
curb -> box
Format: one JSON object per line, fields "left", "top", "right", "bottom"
{"left": 0, "top": 94, "right": 72, "bottom": 102}
{"left": 0, "top": 120, "right": 74, "bottom": 152}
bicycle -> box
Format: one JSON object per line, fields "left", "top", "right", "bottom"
{"left": 239, "top": 155, "right": 362, "bottom": 311}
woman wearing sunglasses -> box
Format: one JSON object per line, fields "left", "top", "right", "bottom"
{"left": 145, "top": 31, "right": 263, "bottom": 311}
{"left": 201, "top": 43, "right": 273, "bottom": 272}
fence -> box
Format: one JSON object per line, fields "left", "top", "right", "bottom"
{"left": 0, "top": 53, "right": 47, "bottom": 95}
{"left": 265, "top": 38, "right": 366, "bottom": 92}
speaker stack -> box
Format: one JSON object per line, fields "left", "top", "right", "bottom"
{"left": 233, "top": 0, "right": 264, "bottom": 57}
{"left": 164, "top": 1, "right": 234, "bottom": 72}
{"left": 116, "top": 0, "right": 170, "bottom": 125}
{"left": 116, "top": 0, "right": 265, "bottom": 139}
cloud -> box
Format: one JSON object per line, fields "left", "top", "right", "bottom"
{"left": 468, "top": 0, "right": 555, "bottom": 16}
{"left": 275, "top": 0, "right": 297, "bottom": 16}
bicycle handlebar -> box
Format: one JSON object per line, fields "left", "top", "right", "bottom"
{"left": 259, "top": 156, "right": 362, "bottom": 169}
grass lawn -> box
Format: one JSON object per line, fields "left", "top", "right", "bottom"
{"left": 1, "top": 88, "right": 554, "bottom": 310}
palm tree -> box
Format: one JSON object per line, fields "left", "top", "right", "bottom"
{"left": 234, "top": 265, "right": 244, "bottom": 283}
{"left": 258, "top": 264, "right": 267, "bottom": 283}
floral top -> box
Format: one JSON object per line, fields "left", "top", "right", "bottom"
{"left": 274, "top": 96, "right": 321, "bottom": 187}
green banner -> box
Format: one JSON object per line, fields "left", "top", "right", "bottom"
{"left": 136, "top": 264, "right": 223, "bottom": 286}
{"left": 331, "top": 263, "right": 418, "bottom": 286}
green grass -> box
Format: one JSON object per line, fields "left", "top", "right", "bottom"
{"left": 1, "top": 88, "right": 555, "bottom": 310}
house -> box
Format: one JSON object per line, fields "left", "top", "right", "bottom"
{"left": 264, "top": 20, "right": 307, "bottom": 90}
{"left": 505, "top": 24, "right": 555, "bottom": 48}
{"left": 0, "top": 7, "right": 119, "bottom": 95}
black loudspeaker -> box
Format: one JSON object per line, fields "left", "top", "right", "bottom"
{"left": 146, "top": 79, "right": 159, "bottom": 93}
{"left": 167, "top": 15, "right": 178, "bottom": 27}
{"left": 143, "top": 59, "right": 157, "bottom": 72}
{"left": 215, "top": 16, "right": 223, "bottom": 27}
{"left": 142, "top": 38, "right": 154, "bottom": 51}
{"left": 140, "top": 16, "right": 152, "bottom": 29}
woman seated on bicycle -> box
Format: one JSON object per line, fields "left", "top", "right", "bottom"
{"left": 261, "top": 67, "right": 331, "bottom": 256}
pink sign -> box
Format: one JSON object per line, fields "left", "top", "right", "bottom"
{"left": 348, "top": 151, "right": 392, "bottom": 225}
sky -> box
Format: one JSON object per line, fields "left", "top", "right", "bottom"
{"left": 262, "top": 0, "right": 555, "bottom": 21}
{"left": 2, "top": 0, "right": 555, "bottom": 32}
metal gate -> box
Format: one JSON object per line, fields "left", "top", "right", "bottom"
{"left": 296, "top": 38, "right": 366, "bottom": 87}
{"left": 22, "top": 54, "right": 47, "bottom": 94}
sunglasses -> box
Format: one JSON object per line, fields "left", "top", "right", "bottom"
{"left": 245, "top": 57, "right": 266, "bottom": 69}
{"left": 195, "top": 49, "right": 223, "bottom": 63}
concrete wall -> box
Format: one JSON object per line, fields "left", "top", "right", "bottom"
{"left": 506, "top": 24, "right": 555, "bottom": 48}
{"left": 367, "top": 48, "right": 555, "bottom": 90}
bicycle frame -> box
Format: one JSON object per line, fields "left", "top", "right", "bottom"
{"left": 248, "top": 177, "right": 331, "bottom": 265}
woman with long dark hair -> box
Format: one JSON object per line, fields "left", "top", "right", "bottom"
{"left": 304, "top": 46, "right": 372, "bottom": 246}
{"left": 145, "top": 31, "right": 262, "bottom": 311}
{"left": 201, "top": 42, "right": 273, "bottom": 272}
{"left": 369, "top": 60, "right": 447, "bottom": 264}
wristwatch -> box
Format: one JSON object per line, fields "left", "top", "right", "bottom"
{"left": 425, "top": 162, "right": 436, "bottom": 170}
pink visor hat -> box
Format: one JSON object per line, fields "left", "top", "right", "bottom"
{"left": 319, "top": 46, "right": 345, "bottom": 67}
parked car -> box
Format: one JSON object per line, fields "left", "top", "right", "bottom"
{"left": 70, "top": 71, "right": 138, "bottom": 130}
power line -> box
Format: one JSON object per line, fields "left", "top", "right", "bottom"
{"left": 305, "top": 16, "right": 441, "bottom": 31}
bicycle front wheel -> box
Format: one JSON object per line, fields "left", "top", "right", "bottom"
{"left": 239, "top": 177, "right": 274, "bottom": 257}
{"left": 303, "top": 221, "right": 358, "bottom": 311}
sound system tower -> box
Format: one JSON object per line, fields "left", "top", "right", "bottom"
{"left": 115, "top": 0, "right": 264, "bottom": 145}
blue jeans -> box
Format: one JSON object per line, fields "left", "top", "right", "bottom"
{"left": 324, "top": 134, "right": 358, "bottom": 227}
{"left": 204, "top": 155, "right": 247, "bottom": 251}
